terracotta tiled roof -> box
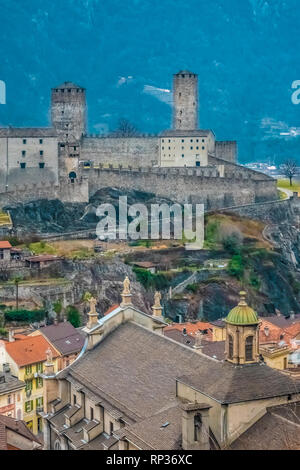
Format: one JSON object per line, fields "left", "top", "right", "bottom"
{"left": 0, "top": 241, "right": 12, "bottom": 249}
{"left": 103, "top": 305, "right": 119, "bottom": 316}
{"left": 5, "top": 335, "right": 59, "bottom": 367}
{"left": 164, "top": 321, "right": 212, "bottom": 338}
{"left": 260, "top": 319, "right": 300, "bottom": 348}
{"left": 25, "top": 255, "right": 62, "bottom": 262}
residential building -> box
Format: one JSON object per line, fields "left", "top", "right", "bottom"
{"left": 41, "top": 284, "right": 300, "bottom": 450}
{"left": 0, "top": 414, "right": 42, "bottom": 450}
{"left": 0, "top": 365, "right": 25, "bottom": 419}
{"left": 30, "top": 321, "right": 85, "bottom": 370}
{"left": 0, "top": 335, "right": 59, "bottom": 435}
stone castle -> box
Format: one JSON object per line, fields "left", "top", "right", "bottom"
{"left": 0, "top": 71, "right": 277, "bottom": 208}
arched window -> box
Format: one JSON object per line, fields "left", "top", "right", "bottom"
{"left": 54, "top": 440, "right": 61, "bottom": 450}
{"left": 228, "top": 334, "right": 233, "bottom": 360}
{"left": 194, "top": 414, "right": 202, "bottom": 442}
{"left": 245, "top": 336, "right": 254, "bottom": 362}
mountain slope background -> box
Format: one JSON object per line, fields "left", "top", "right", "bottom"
{"left": 0, "top": 0, "right": 300, "bottom": 163}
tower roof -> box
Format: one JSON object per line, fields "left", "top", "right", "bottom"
{"left": 225, "top": 291, "right": 259, "bottom": 326}
{"left": 52, "top": 81, "right": 84, "bottom": 90}
{"left": 175, "top": 70, "right": 197, "bottom": 76}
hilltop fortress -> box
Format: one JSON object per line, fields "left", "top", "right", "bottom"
{"left": 0, "top": 71, "right": 277, "bottom": 209}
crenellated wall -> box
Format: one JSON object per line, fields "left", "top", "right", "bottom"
{"left": 87, "top": 166, "right": 277, "bottom": 209}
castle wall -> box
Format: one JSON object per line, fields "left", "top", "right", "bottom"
{"left": 81, "top": 136, "right": 159, "bottom": 167}
{"left": 87, "top": 167, "right": 277, "bottom": 209}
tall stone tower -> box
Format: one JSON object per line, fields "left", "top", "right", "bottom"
{"left": 51, "top": 82, "right": 86, "bottom": 142}
{"left": 173, "top": 71, "right": 198, "bottom": 130}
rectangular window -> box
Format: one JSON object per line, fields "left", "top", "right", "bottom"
{"left": 190, "top": 147, "right": 193, "bottom": 150}
{"left": 182, "top": 154, "right": 184, "bottom": 158}
{"left": 40, "top": 150, "right": 43, "bottom": 156}
{"left": 73, "top": 394, "right": 77, "bottom": 405}
{"left": 36, "top": 377, "right": 43, "bottom": 389}
{"left": 110, "top": 422, "right": 114, "bottom": 435}
{"left": 22, "top": 150, "right": 26, "bottom": 156}
{"left": 20, "top": 162, "right": 26, "bottom": 169}
{"left": 25, "top": 380, "right": 33, "bottom": 392}
{"left": 37, "top": 417, "right": 43, "bottom": 432}
{"left": 36, "top": 397, "right": 43, "bottom": 408}
{"left": 25, "top": 365, "right": 32, "bottom": 375}
{"left": 90, "top": 407, "right": 94, "bottom": 421}
{"left": 196, "top": 162, "right": 201, "bottom": 167}
{"left": 23, "top": 139, "right": 27, "bottom": 144}
{"left": 39, "top": 162, "right": 45, "bottom": 169}
{"left": 36, "top": 362, "right": 43, "bottom": 373}
{"left": 39, "top": 139, "right": 43, "bottom": 144}
{"left": 25, "top": 400, "right": 33, "bottom": 413}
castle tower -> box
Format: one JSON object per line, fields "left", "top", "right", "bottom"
{"left": 225, "top": 291, "right": 260, "bottom": 365}
{"left": 173, "top": 71, "right": 198, "bottom": 130}
{"left": 51, "top": 82, "right": 86, "bottom": 142}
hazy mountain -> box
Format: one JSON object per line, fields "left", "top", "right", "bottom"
{"left": 0, "top": 0, "right": 299, "bottom": 163}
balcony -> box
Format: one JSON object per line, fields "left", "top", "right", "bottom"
{"left": 24, "top": 373, "right": 34, "bottom": 381}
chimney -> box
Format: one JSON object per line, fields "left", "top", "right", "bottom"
{"left": 8, "top": 329, "right": 15, "bottom": 342}
{"left": 193, "top": 330, "right": 204, "bottom": 349}
{"left": 87, "top": 297, "right": 99, "bottom": 329}
{"left": 120, "top": 276, "right": 132, "bottom": 307}
{"left": 152, "top": 291, "right": 163, "bottom": 319}
{"left": 290, "top": 311, "right": 295, "bottom": 320}
{"left": 181, "top": 402, "right": 211, "bottom": 450}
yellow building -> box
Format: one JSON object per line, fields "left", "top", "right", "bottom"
{"left": 1, "top": 335, "right": 59, "bottom": 435}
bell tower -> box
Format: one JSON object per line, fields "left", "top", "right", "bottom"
{"left": 225, "top": 291, "right": 260, "bottom": 365}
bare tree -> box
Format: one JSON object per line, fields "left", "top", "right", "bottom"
{"left": 113, "top": 119, "right": 140, "bottom": 137}
{"left": 282, "top": 159, "right": 298, "bottom": 186}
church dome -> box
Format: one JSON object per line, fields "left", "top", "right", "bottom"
{"left": 225, "top": 291, "right": 259, "bottom": 325}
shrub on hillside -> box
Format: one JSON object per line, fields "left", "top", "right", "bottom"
{"left": 5, "top": 309, "right": 46, "bottom": 323}
{"left": 66, "top": 306, "right": 81, "bottom": 328}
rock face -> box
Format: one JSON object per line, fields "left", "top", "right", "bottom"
{"left": 4, "top": 188, "right": 175, "bottom": 234}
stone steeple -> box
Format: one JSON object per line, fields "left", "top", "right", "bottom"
{"left": 225, "top": 291, "right": 260, "bottom": 365}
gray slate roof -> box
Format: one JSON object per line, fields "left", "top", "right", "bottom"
{"left": 65, "top": 321, "right": 300, "bottom": 417}
{"left": 230, "top": 403, "right": 300, "bottom": 450}
{"left": 39, "top": 321, "right": 85, "bottom": 356}
{"left": 159, "top": 129, "right": 213, "bottom": 137}
{"left": 0, "top": 127, "right": 57, "bottom": 137}
{"left": 0, "top": 372, "right": 25, "bottom": 395}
